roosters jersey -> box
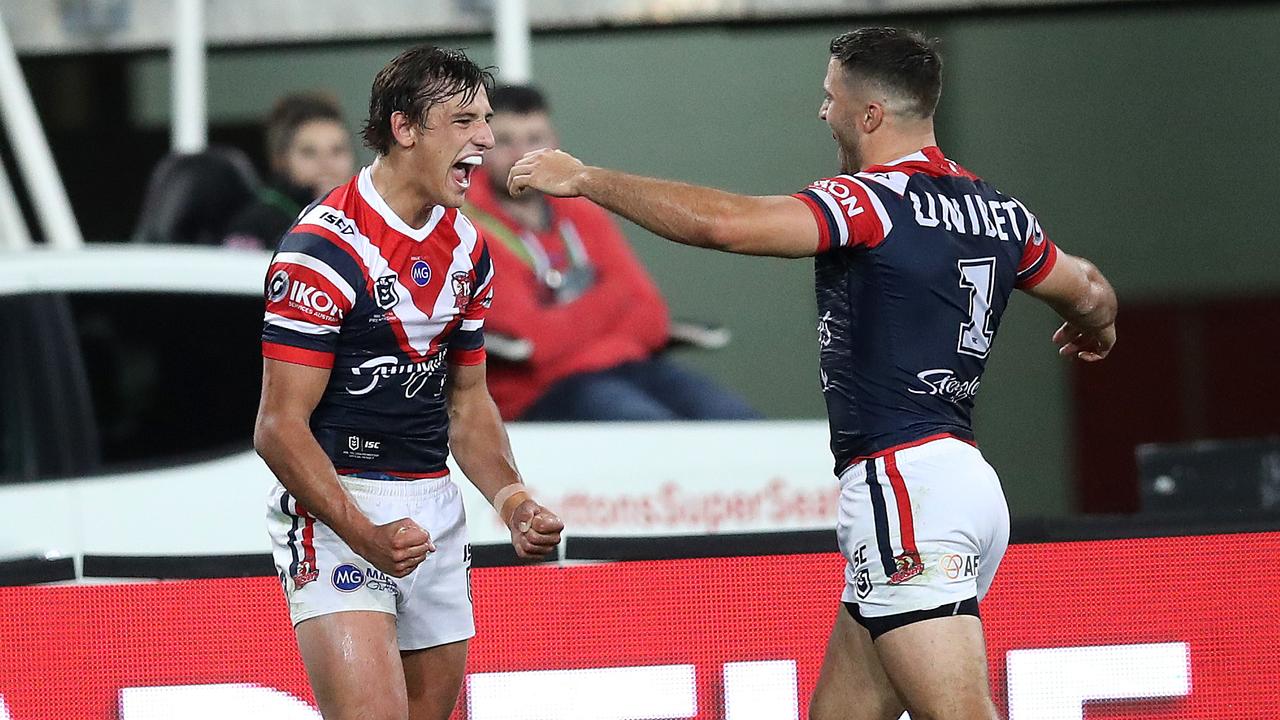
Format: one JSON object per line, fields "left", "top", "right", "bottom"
{"left": 262, "top": 166, "right": 494, "bottom": 477}
{"left": 793, "top": 147, "right": 1058, "bottom": 474}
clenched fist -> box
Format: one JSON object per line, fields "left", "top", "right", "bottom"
{"left": 354, "top": 518, "right": 435, "bottom": 578}
{"left": 507, "top": 499, "right": 564, "bottom": 559}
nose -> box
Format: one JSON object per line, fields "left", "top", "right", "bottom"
{"left": 818, "top": 99, "right": 829, "bottom": 121}
{"left": 474, "top": 121, "right": 496, "bottom": 151}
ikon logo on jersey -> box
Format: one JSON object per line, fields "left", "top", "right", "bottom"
{"left": 285, "top": 280, "right": 343, "bottom": 322}
{"left": 267, "top": 269, "right": 290, "bottom": 302}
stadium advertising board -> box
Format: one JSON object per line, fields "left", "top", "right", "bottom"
{"left": 1, "top": 532, "right": 1275, "bottom": 718}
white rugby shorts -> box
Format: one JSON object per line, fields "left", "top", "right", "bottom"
{"left": 266, "top": 474, "right": 475, "bottom": 651}
{"left": 837, "top": 436, "right": 1010, "bottom": 618}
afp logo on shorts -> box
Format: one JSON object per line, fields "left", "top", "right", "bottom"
{"left": 331, "top": 563, "right": 365, "bottom": 592}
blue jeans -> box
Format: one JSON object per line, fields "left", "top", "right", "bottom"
{"left": 520, "top": 357, "right": 760, "bottom": 421}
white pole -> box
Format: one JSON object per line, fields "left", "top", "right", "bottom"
{"left": 0, "top": 9, "right": 83, "bottom": 249}
{"left": 495, "top": 0, "right": 532, "bottom": 84}
{"left": 172, "top": 0, "right": 207, "bottom": 153}
{"left": 0, "top": 155, "right": 31, "bottom": 250}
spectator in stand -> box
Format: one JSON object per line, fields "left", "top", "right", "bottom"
{"left": 223, "top": 92, "right": 356, "bottom": 249}
{"left": 466, "top": 85, "right": 759, "bottom": 421}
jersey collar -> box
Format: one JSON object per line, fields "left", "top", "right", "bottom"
{"left": 357, "top": 166, "right": 446, "bottom": 241}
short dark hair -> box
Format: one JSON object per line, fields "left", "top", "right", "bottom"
{"left": 489, "top": 84, "right": 549, "bottom": 115}
{"left": 265, "top": 92, "right": 345, "bottom": 162}
{"left": 829, "top": 28, "right": 942, "bottom": 119}
{"left": 361, "top": 46, "right": 495, "bottom": 155}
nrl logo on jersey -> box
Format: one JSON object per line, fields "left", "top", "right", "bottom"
{"left": 375, "top": 274, "right": 399, "bottom": 309}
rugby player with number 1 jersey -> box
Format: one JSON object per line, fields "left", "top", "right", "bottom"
{"left": 508, "top": 27, "right": 1117, "bottom": 720}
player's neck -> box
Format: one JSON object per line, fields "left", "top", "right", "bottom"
{"left": 369, "top": 155, "right": 440, "bottom": 228}
{"left": 860, "top": 129, "right": 939, "bottom": 170}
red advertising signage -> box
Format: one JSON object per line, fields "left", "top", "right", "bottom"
{"left": 1, "top": 532, "right": 1277, "bottom": 719}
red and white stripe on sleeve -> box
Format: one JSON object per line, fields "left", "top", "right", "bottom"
{"left": 261, "top": 250, "right": 357, "bottom": 368}
{"left": 1014, "top": 217, "right": 1059, "bottom": 289}
{"left": 793, "top": 175, "right": 893, "bottom": 253}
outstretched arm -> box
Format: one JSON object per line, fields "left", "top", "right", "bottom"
{"left": 508, "top": 148, "right": 821, "bottom": 258}
{"left": 1021, "top": 251, "right": 1117, "bottom": 361}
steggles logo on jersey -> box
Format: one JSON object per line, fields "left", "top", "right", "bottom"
{"left": 375, "top": 274, "right": 399, "bottom": 309}
{"left": 906, "top": 369, "right": 982, "bottom": 403}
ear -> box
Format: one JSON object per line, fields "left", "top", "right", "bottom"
{"left": 862, "top": 102, "right": 886, "bottom": 133}
{"left": 389, "top": 110, "right": 417, "bottom": 149}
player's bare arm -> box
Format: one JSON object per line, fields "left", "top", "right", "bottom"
{"left": 508, "top": 148, "right": 821, "bottom": 258}
{"left": 446, "top": 360, "right": 564, "bottom": 558}
{"left": 254, "top": 358, "right": 434, "bottom": 577}
{"left": 1022, "top": 252, "right": 1118, "bottom": 362}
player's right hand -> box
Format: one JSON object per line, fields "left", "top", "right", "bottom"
{"left": 507, "top": 148, "right": 587, "bottom": 198}
{"left": 356, "top": 518, "right": 435, "bottom": 578}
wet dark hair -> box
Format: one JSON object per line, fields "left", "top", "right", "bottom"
{"left": 829, "top": 27, "right": 942, "bottom": 118}
{"left": 265, "top": 92, "right": 345, "bottom": 163}
{"left": 361, "top": 46, "right": 495, "bottom": 155}
{"left": 489, "top": 84, "right": 549, "bottom": 115}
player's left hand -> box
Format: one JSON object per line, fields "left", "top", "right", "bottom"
{"left": 507, "top": 499, "right": 564, "bottom": 559}
{"left": 1053, "top": 321, "right": 1115, "bottom": 362}
{"left": 508, "top": 148, "right": 587, "bottom": 198}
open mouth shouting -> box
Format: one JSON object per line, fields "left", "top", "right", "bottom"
{"left": 451, "top": 155, "right": 483, "bottom": 191}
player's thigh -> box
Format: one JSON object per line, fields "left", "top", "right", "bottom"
{"left": 295, "top": 610, "right": 408, "bottom": 720}
{"left": 810, "top": 605, "right": 904, "bottom": 720}
{"left": 401, "top": 639, "right": 470, "bottom": 720}
{"left": 873, "top": 615, "right": 999, "bottom": 720}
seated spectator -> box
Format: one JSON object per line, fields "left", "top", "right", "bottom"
{"left": 466, "top": 85, "right": 759, "bottom": 422}
{"left": 222, "top": 92, "right": 355, "bottom": 249}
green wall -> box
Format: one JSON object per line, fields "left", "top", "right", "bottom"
{"left": 130, "top": 2, "right": 1280, "bottom": 516}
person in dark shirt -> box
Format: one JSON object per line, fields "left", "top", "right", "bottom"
{"left": 223, "top": 92, "right": 356, "bottom": 250}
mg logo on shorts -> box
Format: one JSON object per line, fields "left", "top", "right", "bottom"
{"left": 332, "top": 563, "right": 365, "bottom": 592}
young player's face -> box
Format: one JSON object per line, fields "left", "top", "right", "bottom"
{"left": 411, "top": 86, "right": 496, "bottom": 208}
{"left": 277, "top": 119, "right": 355, "bottom": 197}
{"left": 486, "top": 111, "right": 558, "bottom": 199}
{"left": 819, "top": 58, "right": 864, "bottom": 173}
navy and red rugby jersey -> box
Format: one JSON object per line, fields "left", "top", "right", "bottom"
{"left": 261, "top": 166, "right": 494, "bottom": 478}
{"left": 793, "top": 146, "right": 1058, "bottom": 474}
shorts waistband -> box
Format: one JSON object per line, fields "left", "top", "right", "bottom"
{"left": 338, "top": 473, "right": 454, "bottom": 498}
{"left": 839, "top": 434, "right": 978, "bottom": 483}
